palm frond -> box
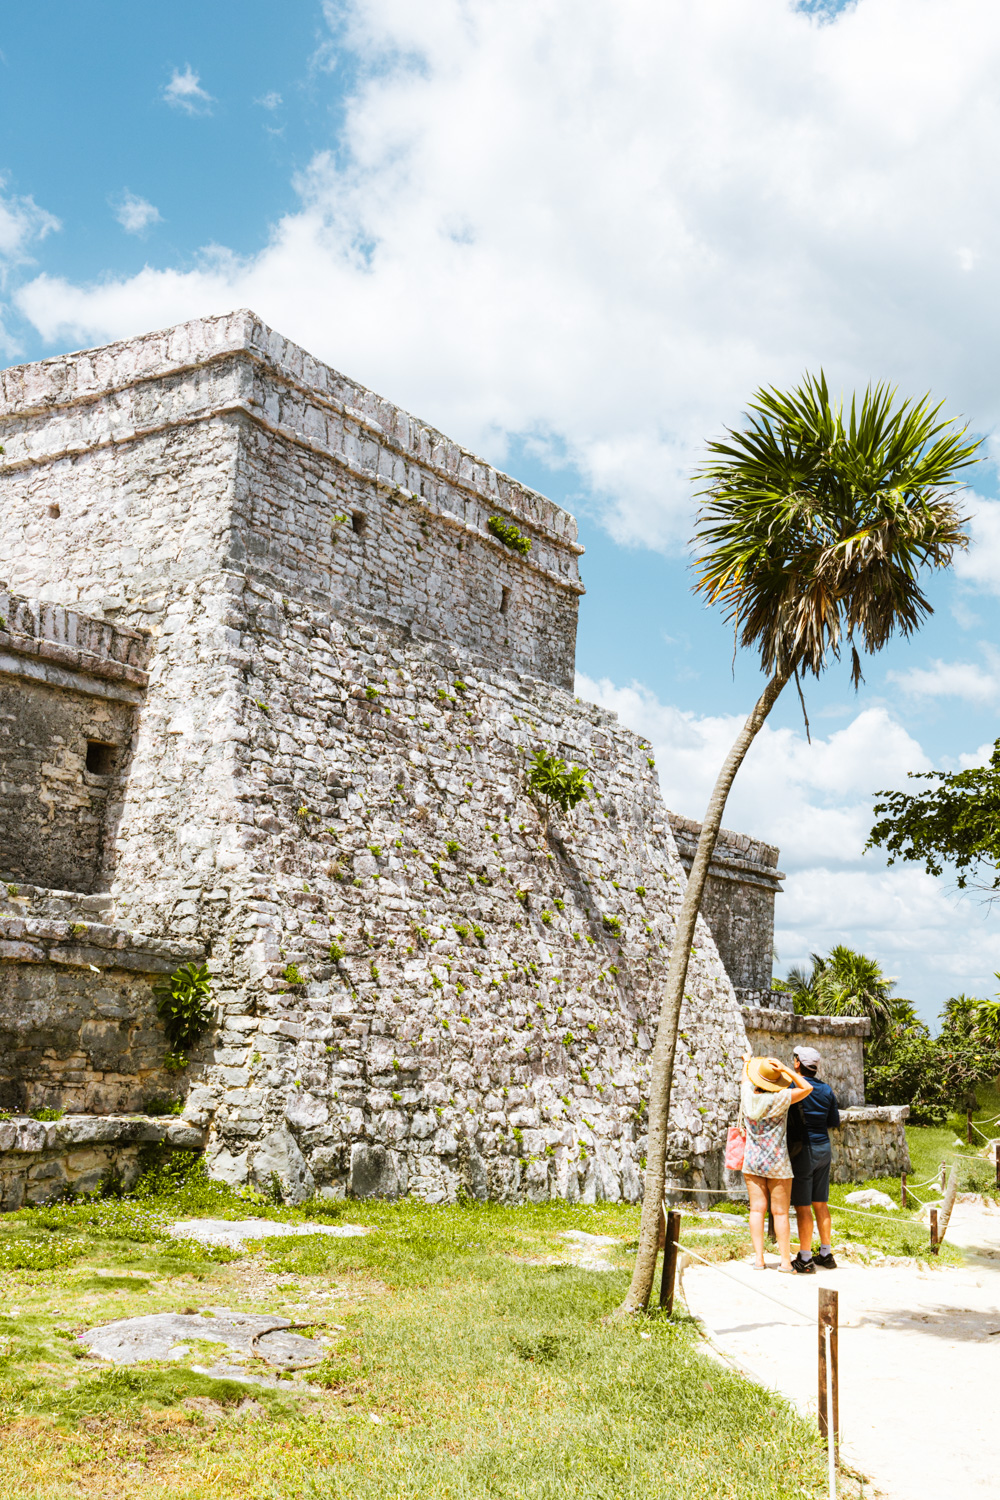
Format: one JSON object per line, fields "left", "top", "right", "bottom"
{"left": 692, "top": 373, "right": 981, "bottom": 682}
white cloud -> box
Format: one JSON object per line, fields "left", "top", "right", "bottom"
{"left": 111, "top": 192, "right": 162, "bottom": 236}
{"left": 0, "top": 179, "right": 59, "bottom": 273}
{"left": 954, "top": 497, "right": 1000, "bottom": 594}
{"left": 162, "top": 66, "right": 214, "bottom": 116}
{"left": 888, "top": 656, "right": 1000, "bottom": 703}
{"left": 576, "top": 670, "right": 998, "bottom": 1018}
{"left": 15, "top": 0, "right": 1000, "bottom": 550}
{"left": 256, "top": 91, "right": 282, "bottom": 111}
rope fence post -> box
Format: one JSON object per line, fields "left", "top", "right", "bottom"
{"left": 938, "top": 1163, "right": 959, "bottom": 1244}
{"left": 900, "top": 1171, "right": 907, "bottom": 1209}
{"left": 996, "top": 1145, "right": 1000, "bottom": 1194}
{"left": 930, "top": 1207, "right": 938, "bottom": 1255}
{"left": 818, "top": 1285, "right": 839, "bottom": 1494}
{"left": 967, "top": 1110, "right": 974, "bottom": 1145}
{"left": 660, "top": 1210, "right": 681, "bottom": 1314}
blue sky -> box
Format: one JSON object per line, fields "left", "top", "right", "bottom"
{"left": 4, "top": 0, "right": 1000, "bottom": 1019}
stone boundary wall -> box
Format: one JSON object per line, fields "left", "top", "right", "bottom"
{"left": 0, "top": 887, "right": 203, "bottom": 1114}
{"left": 833, "top": 1106, "right": 911, "bottom": 1182}
{"left": 0, "top": 1113, "right": 206, "bottom": 1210}
{"left": 743, "top": 1006, "right": 867, "bottom": 1106}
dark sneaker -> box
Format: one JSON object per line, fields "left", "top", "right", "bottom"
{"left": 815, "top": 1251, "right": 838, "bottom": 1269}
{"left": 791, "top": 1253, "right": 816, "bottom": 1274}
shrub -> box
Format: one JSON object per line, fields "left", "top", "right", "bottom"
{"left": 602, "top": 914, "right": 622, "bottom": 939}
{"left": 153, "top": 962, "right": 213, "bottom": 1055}
{"left": 527, "top": 749, "right": 590, "bottom": 817}
{"left": 487, "top": 516, "right": 531, "bottom": 555}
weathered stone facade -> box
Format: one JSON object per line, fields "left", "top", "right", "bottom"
{"left": 669, "top": 815, "right": 785, "bottom": 1009}
{"left": 0, "top": 311, "right": 832, "bottom": 1207}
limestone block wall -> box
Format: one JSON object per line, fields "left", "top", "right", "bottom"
{"left": 0, "top": 590, "right": 148, "bottom": 892}
{"left": 743, "top": 1007, "right": 866, "bottom": 1107}
{"left": 0, "top": 312, "right": 756, "bottom": 1205}
{"left": 0, "top": 310, "right": 583, "bottom": 689}
{"left": 184, "top": 602, "right": 748, "bottom": 1204}
{"left": 0, "top": 884, "right": 203, "bottom": 1113}
{"left": 0, "top": 1114, "right": 206, "bottom": 1211}
{"left": 669, "top": 816, "right": 784, "bottom": 1007}
{"left": 832, "top": 1107, "right": 911, "bottom": 1182}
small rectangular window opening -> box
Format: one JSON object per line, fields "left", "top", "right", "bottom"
{"left": 351, "top": 511, "right": 366, "bottom": 534}
{"left": 86, "top": 741, "right": 116, "bottom": 775}
{"left": 499, "top": 586, "right": 511, "bottom": 614}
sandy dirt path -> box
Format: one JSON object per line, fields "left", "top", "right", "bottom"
{"left": 683, "top": 1254, "right": 1000, "bottom": 1500}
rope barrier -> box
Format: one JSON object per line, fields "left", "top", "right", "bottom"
{"left": 827, "top": 1203, "right": 928, "bottom": 1229}
{"left": 669, "top": 1241, "right": 815, "bottom": 1323}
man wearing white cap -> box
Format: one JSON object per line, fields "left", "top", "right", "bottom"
{"left": 789, "top": 1045, "right": 841, "bottom": 1273}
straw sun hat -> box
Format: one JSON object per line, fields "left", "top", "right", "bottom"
{"left": 745, "top": 1055, "right": 798, "bottom": 1092}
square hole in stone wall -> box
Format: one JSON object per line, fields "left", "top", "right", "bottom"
{"left": 86, "top": 741, "right": 116, "bottom": 775}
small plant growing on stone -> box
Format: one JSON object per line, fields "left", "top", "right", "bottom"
{"left": 444, "top": 839, "right": 460, "bottom": 858}
{"left": 487, "top": 516, "right": 531, "bottom": 555}
{"left": 297, "top": 805, "right": 310, "bottom": 819}
{"left": 30, "top": 1106, "right": 64, "bottom": 1121}
{"left": 70, "top": 922, "right": 88, "bottom": 938}
{"left": 516, "top": 889, "right": 530, "bottom": 909}
{"left": 282, "top": 963, "right": 305, "bottom": 986}
{"left": 369, "top": 845, "right": 382, "bottom": 857}
{"left": 453, "top": 922, "right": 470, "bottom": 941}
{"left": 526, "top": 748, "right": 590, "bottom": 827}
{"left": 365, "top": 685, "right": 380, "bottom": 701}
{"left": 5, "top": 883, "right": 17, "bottom": 897}
{"left": 369, "top": 961, "right": 380, "bottom": 981}
{"left": 255, "top": 700, "right": 270, "bottom": 714}
{"left": 153, "top": 962, "right": 213, "bottom": 1059}
{"left": 635, "top": 886, "right": 646, "bottom": 898}
{"left": 540, "top": 910, "right": 552, "bottom": 925}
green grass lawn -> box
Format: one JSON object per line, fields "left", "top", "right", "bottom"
{"left": 0, "top": 1168, "right": 834, "bottom": 1500}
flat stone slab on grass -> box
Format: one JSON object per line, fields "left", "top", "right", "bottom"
{"left": 557, "top": 1230, "right": 623, "bottom": 1270}
{"left": 168, "top": 1218, "right": 367, "bottom": 1250}
{"left": 79, "top": 1309, "right": 326, "bottom": 1369}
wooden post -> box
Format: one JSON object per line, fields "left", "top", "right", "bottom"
{"left": 967, "top": 1110, "right": 974, "bottom": 1145}
{"left": 937, "top": 1163, "right": 959, "bottom": 1244}
{"left": 900, "top": 1171, "right": 907, "bottom": 1209}
{"left": 930, "top": 1207, "right": 939, "bottom": 1255}
{"left": 995, "top": 1146, "right": 1000, "bottom": 1193}
{"left": 817, "top": 1286, "right": 839, "bottom": 1454}
{"left": 660, "top": 1210, "right": 681, "bottom": 1313}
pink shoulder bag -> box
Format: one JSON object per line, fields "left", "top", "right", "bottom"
{"left": 724, "top": 1094, "right": 746, "bottom": 1172}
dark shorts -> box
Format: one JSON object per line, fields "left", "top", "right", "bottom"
{"left": 791, "top": 1152, "right": 831, "bottom": 1207}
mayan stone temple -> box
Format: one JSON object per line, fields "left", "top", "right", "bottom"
{"left": 0, "top": 311, "right": 908, "bottom": 1207}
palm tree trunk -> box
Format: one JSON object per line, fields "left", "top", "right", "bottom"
{"left": 617, "top": 669, "right": 790, "bottom": 1316}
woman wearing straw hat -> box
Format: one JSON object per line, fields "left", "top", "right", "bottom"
{"left": 740, "top": 1053, "right": 814, "bottom": 1273}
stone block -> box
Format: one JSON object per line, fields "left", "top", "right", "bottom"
{"left": 348, "top": 1143, "right": 402, "bottom": 1199}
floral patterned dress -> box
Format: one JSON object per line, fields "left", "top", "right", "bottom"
{"left": 741, "top": 1078, "right": 793, "bottom": 1179}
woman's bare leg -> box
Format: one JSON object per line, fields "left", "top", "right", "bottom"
{"left": 768, "top": 1178, "right": 793, "bottom": 1270}
{"left": 745, "top": 1174, "right": 769, "bottom": 1266}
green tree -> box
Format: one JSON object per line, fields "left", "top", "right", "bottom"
{"left": 620, "top": 373, "right": 979, "bottom": 1316}
{"left": 786, "top": 945, "right": 896, "bottom": 1049}
{"left": 868, "top": 741, "right": 1000, "bottom": 891}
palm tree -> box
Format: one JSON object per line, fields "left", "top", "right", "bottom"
{"left": 620, "top": 372, "right": 980, "bottom": 1315}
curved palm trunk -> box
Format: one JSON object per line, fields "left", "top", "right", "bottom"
{"left": 618, "top": 669, "right": 789, "bottom": 1316}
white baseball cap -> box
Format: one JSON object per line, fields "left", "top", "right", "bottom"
{"left": 793, "top": 1045, "right": 822, "bottom": 1069}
